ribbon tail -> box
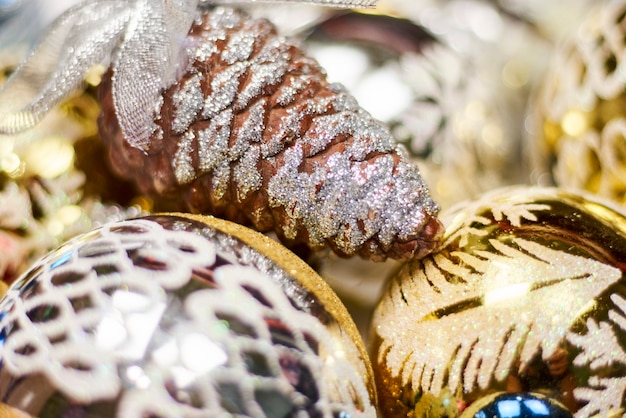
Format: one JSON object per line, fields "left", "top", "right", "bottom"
{"left": 0, "top": 0, "right": 131, "bottom": 134}
{"left": 112, "top": 0, "right": 198, "bottom": 152}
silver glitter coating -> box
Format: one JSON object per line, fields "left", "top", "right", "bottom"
{"left": 221, "top": 24, "right": 257, "bottom": 64}
{"left": 211, "top": 159, "right": 231, "bottom": 199}
{"left": 231, "top": 101, "right": 267, "bottom": 199}
{"left": 174, "top": 130, "right": 196, "bottom": 184}
{"left": 171, "top": 72, "right": 204, "bottom": 134}
{"left": 207, "top": 4, "right": 244, "bottom": 29}
{"left": 193, "top": 30, "right": 223, "bottom": 62}
{"left": 95, "top": 5, "right": 439, "bottom": 259}
{"left": 230, "top": 98, "right": 266, "bottom": 159}
{"left": 234, "top": 145, "right": 262, "bottom": 200}
{"left": 202, "top": 61, "right": 247, "bottom": 118}
{"left": 267, "top": 134, "right": 436, "bottom": 253}
{"left": 198, "top": 108, "right": 232, "bottom": 174}
{"left": 237, "top": 59, "right": 288, "bottom": 109}
{"left": 235, "top": 39, "right": 290, "bottom": 110}
{"left": 263, "top": 91, "right": 356, "bottom": 158}
{"left": 275, "top": 74, "right": 316, "bottom": 107}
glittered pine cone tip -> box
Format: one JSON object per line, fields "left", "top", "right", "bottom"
{"left": 98, "top": 7, "right": 442, "bottom": 261}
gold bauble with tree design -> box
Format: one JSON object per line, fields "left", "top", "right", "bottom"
{"left": 371, "top": 186, "right": 626, "bottom": 417}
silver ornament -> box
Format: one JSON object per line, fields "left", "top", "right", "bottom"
{"left": 0, "top": 214, "right": 377, "bottom": 417}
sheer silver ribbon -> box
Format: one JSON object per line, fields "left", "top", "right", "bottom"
{"left": 0, "top": 0, "right": 377, "bottom": 151}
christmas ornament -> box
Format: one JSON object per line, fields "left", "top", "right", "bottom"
{"left": 0, "top": 0, "right": 442, "bottom": 261}
{"left": 370, "top": 186, "right": 626, "bottom": 417}
{"left": 0, "top": 214, "right": 376, "bottom": 417}
{"left": 528, "top": 1, "right": 626, "bottom": 206}
{"left": 99, "top": 6, "right": 441, "bottom": 261}
{"left": 462, "top": 392, "right": 573, "bottom": 418}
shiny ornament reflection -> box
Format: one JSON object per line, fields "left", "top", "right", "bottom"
{"left": 0, "top": 0, "right": 20, "bottom": 20}
{"left": 463, "top": 392, "right": 572, "bottom": 418}
{"left": 0, "top": 214, "right": 376, "bottom": 417}
{"left": 371, "top": 187, "right": 626, "bottom": 417}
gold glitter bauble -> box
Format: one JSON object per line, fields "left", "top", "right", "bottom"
{"left": 370, "top": 187, "right": 626, "bottom": 417}
{"left": 0, "top": 214, "right": 376, "bottom": 417}
{"left": 529, "top": 2, "right": 626, "bottom": 205}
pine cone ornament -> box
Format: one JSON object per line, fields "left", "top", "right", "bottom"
{"left": 98, "top": 7, "right": 442, "bottom": 261}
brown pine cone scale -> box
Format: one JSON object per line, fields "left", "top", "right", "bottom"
{"left": 98, "top": 7, "right": 442, "bottom": 261}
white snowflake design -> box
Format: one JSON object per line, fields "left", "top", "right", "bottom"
{"left": 568, "top": 293, "right": 626, "bottom": 418}
{"left": 443, "top": 186, "right": 552, "bottom": 247}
